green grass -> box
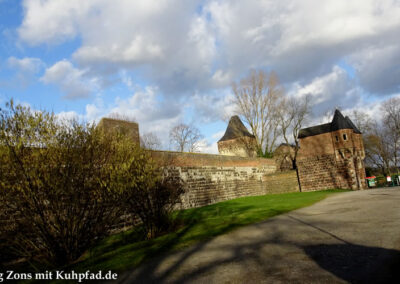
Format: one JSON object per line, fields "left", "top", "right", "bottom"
{"left": 73, "top": 189, "right": 348, "bottom": 273}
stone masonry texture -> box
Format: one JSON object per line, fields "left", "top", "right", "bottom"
{"left": 151, "top": 151, "right": 299, "bottom": 209}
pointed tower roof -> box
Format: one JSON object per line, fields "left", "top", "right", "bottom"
{"left": 298, "top": 109, "right": 361, "bottom": 138}
{"left": 331, "top": 109, "right": 353, "bottom": 131}
{"left": 345, "top": 116, "right": 362, "bottom": 134}
{"left": 218, "top": 115, "right": 255, "bottom": 142}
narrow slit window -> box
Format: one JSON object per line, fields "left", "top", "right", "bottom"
{"left": 343, "top": 134, "right": 347, "bottom": 141}
{"left": 335, "top": 136, "right": 339, "bottom": 142}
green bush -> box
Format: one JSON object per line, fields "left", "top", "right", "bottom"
{"left": 107, "top": 144, "right": 185, "bottom": 239}
{"left": 0, "top": 100, "right": 127, "bottom": 267}
{"left": 0, "top": 100, "right": 185, "bottom": 269}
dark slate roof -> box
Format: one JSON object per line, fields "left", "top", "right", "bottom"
{"left": 345, "top": 116, "right": 362, "bottom": 134}
{"left": 298, "top": 109, "right": 361, "bottom": 139}
{"left": 298, "top": 123, "right": 332, "bottom": 139}
{"left": 331, "top": 109, "right": 351, "bottom": 131}
{"left": 218, "top": 115, "right": 255, "bottom": 142}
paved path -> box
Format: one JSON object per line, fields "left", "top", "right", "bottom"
{"left": 117, "top": 188, "right": 400, "bottom": 283}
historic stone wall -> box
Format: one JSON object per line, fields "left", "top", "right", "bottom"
{"left": 218, "top": 137, "right": 258, "bottom": 158}
{"left": 298, "top": 132, "right": 335, "bottom": 157}
{"left": 297, "top": 154, "right": 348, "bottom": 191}
{"left": 297, "top": 153, "right": 366, "bottom": 191}
{"left": 150, "top": 151, "right": 299, "bottom": 209}
{"left": 298, "top": 126, "right": 366, "bottom": 191}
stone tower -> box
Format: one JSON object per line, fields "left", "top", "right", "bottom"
{"left": 218, "top": 116, "right": 257, "bottom": 157}
{"left": 297, "top": 109, "right": 366, "bottom": 190}
{"left": 97, "top": 117, "right": 140, "bottom": 144}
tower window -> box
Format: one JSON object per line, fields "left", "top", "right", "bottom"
{"left": 343, "top": 134, "right": 348, "bottom": 141}
{"left": 335, "top": 136, "right": 339, "bottom": 142}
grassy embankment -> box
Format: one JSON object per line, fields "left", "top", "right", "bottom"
{"left": 73, "top": 189, "right": 348, "bottom": 273}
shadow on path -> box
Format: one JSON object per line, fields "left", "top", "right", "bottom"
{"left": 303, "top": 243, "right": 400, "bottom": 283}
{"left": 119, "top": 213, "right": 400, "bottom": 283}
{"left": 288, "top": 214, "right": 400, "bottom": 283}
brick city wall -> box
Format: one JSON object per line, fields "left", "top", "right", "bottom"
{"left": 297, "top": 154, "right": 353, "bottom": 191}
{"left": 297, "top": 129, "right": 366, "bottom": 191}
{"left": 151, "top": 151, "right": 299, "bottom": 209}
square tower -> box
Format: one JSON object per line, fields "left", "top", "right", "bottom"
{"left": 297, "top": 110, "right": 366, "bottom": 190}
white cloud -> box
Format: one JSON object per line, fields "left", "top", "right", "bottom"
{"left": 205, "top": 0, "right": 400, "bottom": 90}
{"left": 212, "top": 130, "right": 225, "bottom": 140}
{"left": 191, "top": 89, "right": 236, "bottom": 123}
{"left": 85, "top": 103, "right": 103, "bottom": 122}
{"left": 197, "top": 138, "right": 219, "bottom": 154}
{"left": 56, "top": 110, "right": 81, "bottom": 122}
{"left": 40, "top": 60, "right": 98, "bottom": 99}
{"left": 18, "top": 0, "right": 93, "bottom": 45}
{"left": 211, "top": 69, "right": 232, "bottom": 87}
{"left": 18, "top": 0, "right": 400, "bottom": 97}
{"left": 16, "top": 0, "right": 400, "bottom": 128}
{"left": 290, "top": 66, "right": 362, "bottom": 118}
{"left": 18, "top": 0, "right": 217, "bottom": 96}
{"left": 7, "top": 56, "right": 44, "bottom": 87}
{"left": 7, "top": 56, "right": 43, "bottom": 73}
{"left": 108, "top": 86, "right": 184, "bottom": 148}
{"left": 350, "top": 45, "right": 400, "bottom": 95}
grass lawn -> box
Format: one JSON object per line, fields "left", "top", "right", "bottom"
{"left": 73, "top": 189, "right": 348, "bottom": 273}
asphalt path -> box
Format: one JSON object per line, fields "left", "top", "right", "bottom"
{"left": 117, "top": 187, "right": 400, "bottom": 283}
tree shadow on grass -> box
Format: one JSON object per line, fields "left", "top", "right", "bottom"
{"left": 76, "top": 205, "right": 254, "bottom": 273}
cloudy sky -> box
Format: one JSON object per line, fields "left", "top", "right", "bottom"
{"left": 1, "top": 0, "right": 400, "bottom": 153}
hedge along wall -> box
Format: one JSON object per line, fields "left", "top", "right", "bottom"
{"left": 0, "top": 151, "right": 301, "bottom": 239}
{"left": 150, "top": 151, "right": 299, "bottom": 209}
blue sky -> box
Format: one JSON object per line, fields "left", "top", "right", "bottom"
{"left": 1, "top": 0, "right": 400, "bottom": 153}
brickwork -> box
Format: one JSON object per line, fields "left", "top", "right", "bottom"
{"left": 171, "top": 167, "right": 299, "bottom": 209}
{"left": 217, "top": 116, "right": 258, "bottom": 157}
{"left": 298, "top": 131, "right": 366, "bottom": 191}
{"left": 150, "top": 150, "right": 275, "bottom": 167}
{"left": 149, "top": 150, "right": 299, "bottom": 209}
{"left": 97, "top": 117, "right": 140, "bottom": 144}
{"left": 218, "top": 137, "right": 258, "bottom": 157}
{"left": 298, "top": 132, "right": 335, "bottom": 157}
{"left": 297, "top": 154, "right": 348, "bottom": 191}
{"left": 297, "top": 110, "right": 367, "bottom": 191}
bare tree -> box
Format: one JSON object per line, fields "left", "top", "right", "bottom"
{"left": 278, "top": 95, "right": 311, "bottom": 192}
{"left": 364, "top": 122, "right": 393, "bottom": 175}
{"left": 279, "top": 95, "right": 311, "bottom": 165}
{"left": 232, "top": 69, "right": 284, "bottom": 157}
{"left": 169, "top": 123, "right": 203, "bottom": 152}
{"left": 141, "top": 132, "right": 162, "bottom": 150}
{"left": 358, "top": 100, "right": 400, "bottom": 175}
{"left": 382, "top": 97, "right": 400, "bottom": 134}
{"left": 381, "top": 98, "right": 400, "bottom": 172}
{"left": 350, "top": 109, "right": 373, "bottom": 134}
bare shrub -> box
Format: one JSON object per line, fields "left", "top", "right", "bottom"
{"left": 109, "top": 147, "right": 185, "bottom": 239}
{"left": 0, "top": 100, "right": 125, "bottom": 267}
